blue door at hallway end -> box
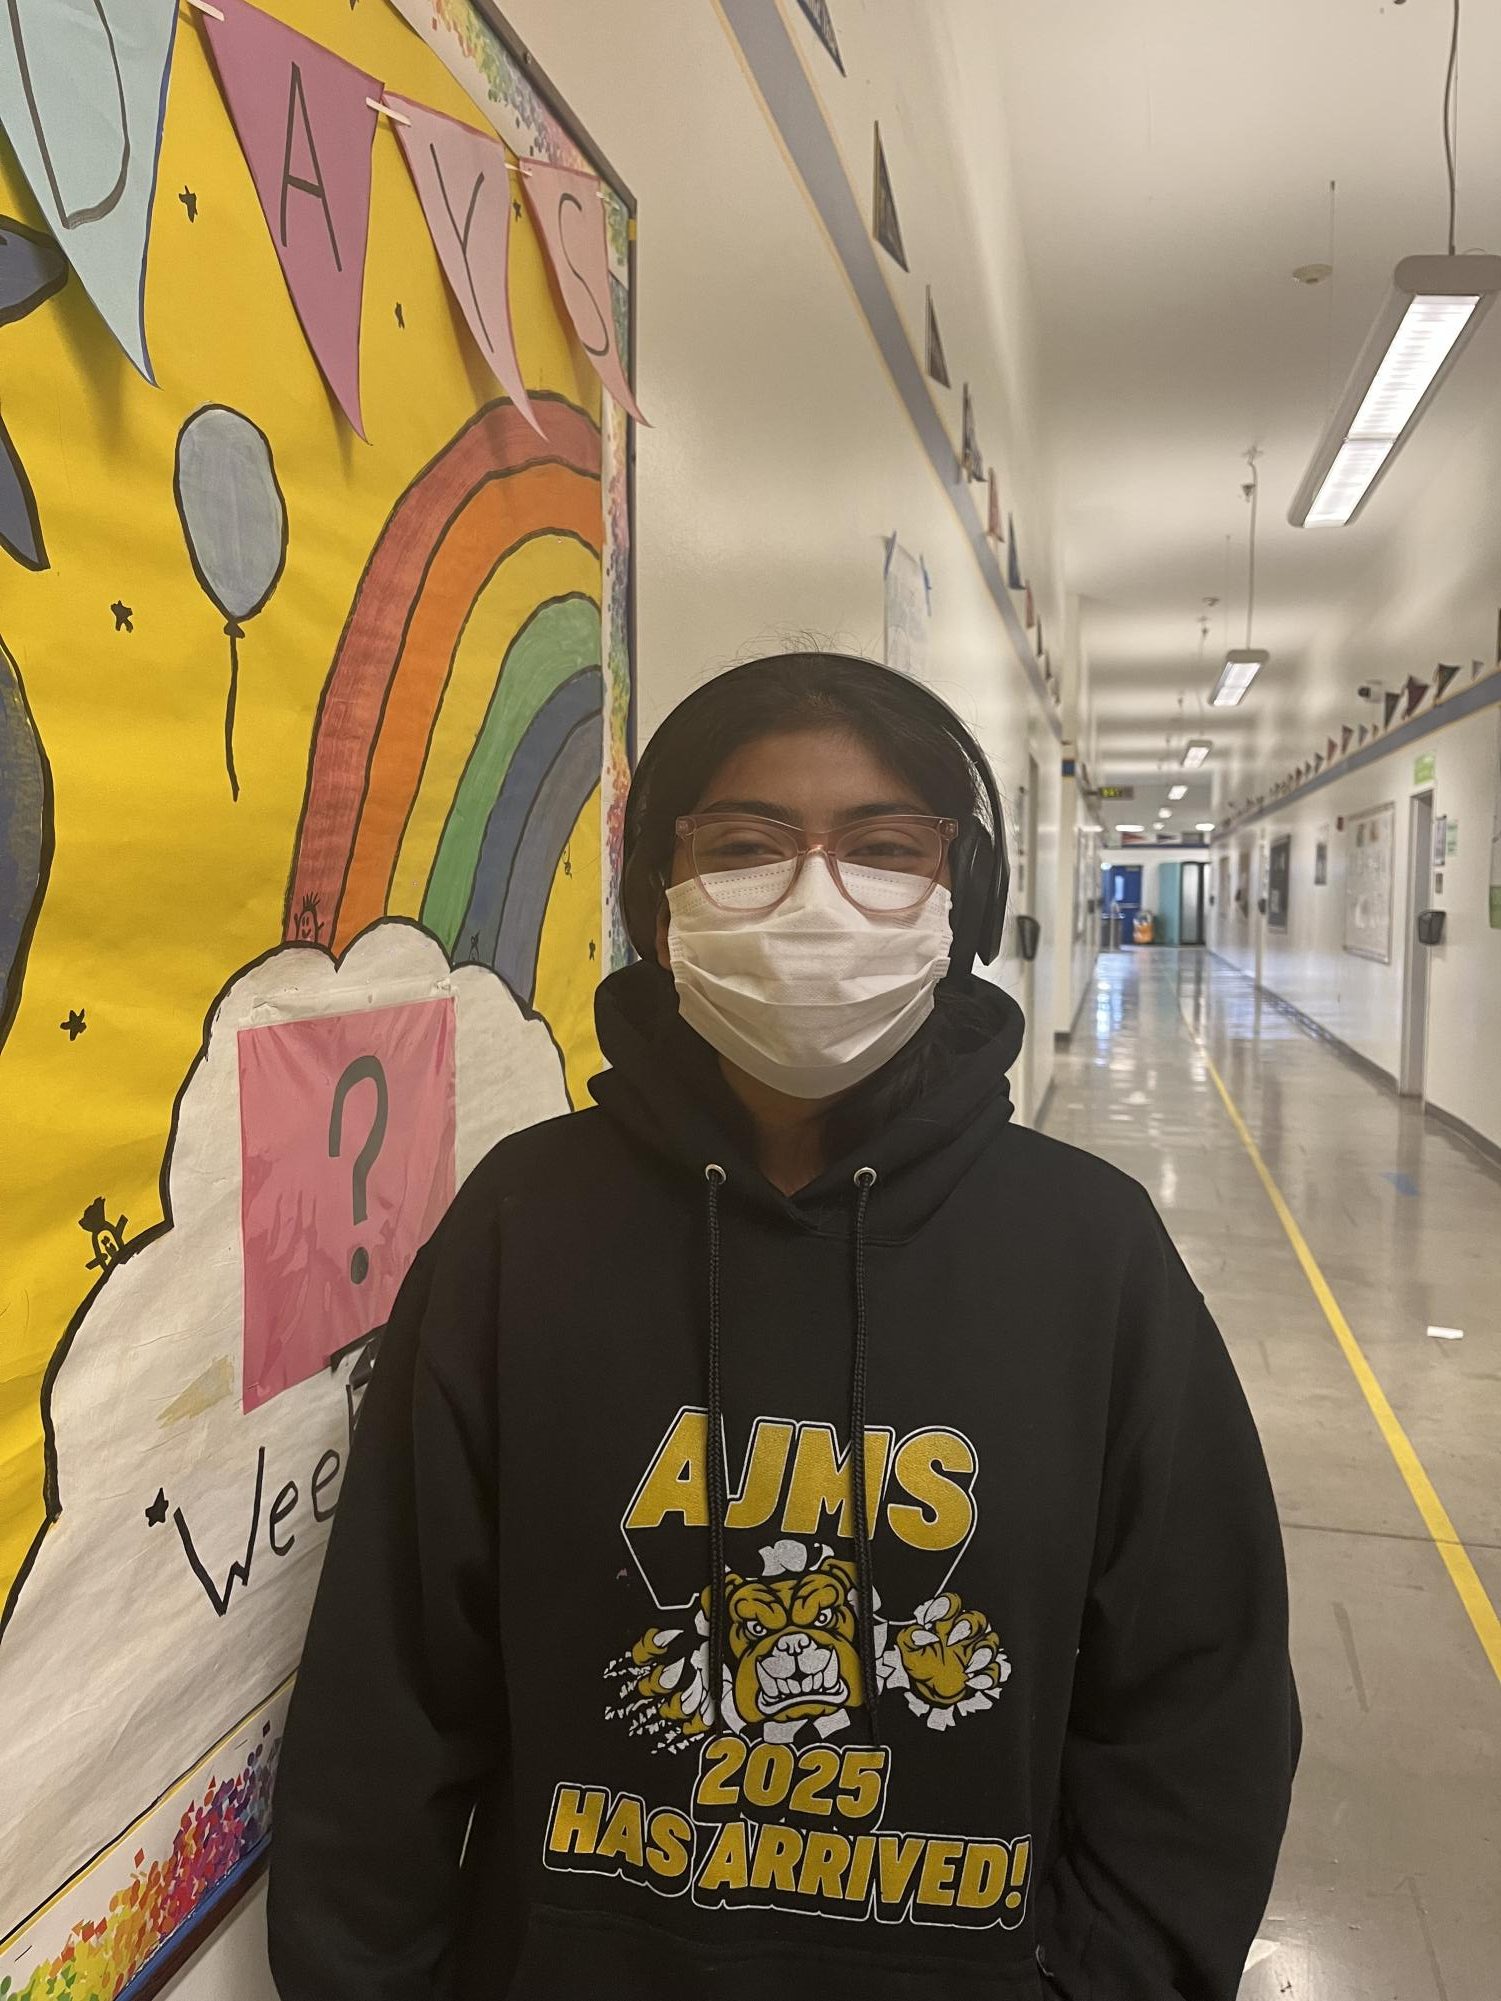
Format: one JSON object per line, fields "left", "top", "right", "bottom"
{"left": 1103, "top": 863, "right": 1142, "bottom": 944}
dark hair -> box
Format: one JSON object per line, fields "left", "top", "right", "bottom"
{"left": 621, "top": 652, "right": 1003, "bottom": 1150}
{"left": 622, "top": 653, "right": 989, "bottom": 946}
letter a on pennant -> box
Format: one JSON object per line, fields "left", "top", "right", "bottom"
{"left": 200, "top": 0, "right": 376, "bottom": 437}
{"left": 383, "top": 93, "right": 541, "bottom": 435}
{"left": 0, "top": 0, "right": 179, "bottom": 380}
{"left": 521, "top": 159, "right": 646, "bottom": 425}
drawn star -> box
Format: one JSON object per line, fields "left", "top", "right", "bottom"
{"left": 144, "top": 1488, "right": 168, "bottom": 1527}
{"left": 178, "top": 186, "right": 198, "bottom": 222}
{"left": 513, "top": 197, "right": 524, "bottom": 221}
{"left": 110, "top": 600, "right": 133, "bottom": 632}
{"left": 60, "top": 1008, "right": 86, "bottom": 1040}
{"left": 394, "top": 301, "right": 405, "bottom": 328}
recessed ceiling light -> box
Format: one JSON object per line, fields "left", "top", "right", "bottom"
{"left": 1181, "top": 739, "right": 1212, "bottom": 768}
{"left": 1114, "top": 822, "right": 1144, "bottom": 834}
{"left": 1293, "top": 263, "right": 1333, "bottom": 286}
{"left": 1196, "top": 821, "right": 1216, "bottom": 832}
{"left": 1156, "top": 808, "right": 1171, "bottom": 819}
{"left": 1168, "top": 784, "right": 1187, "bottom": 801}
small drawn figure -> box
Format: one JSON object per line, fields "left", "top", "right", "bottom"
{"left": 563, "top": 842, "right": 572, "bottom": 879}
{"left": 110, "top": 600, "right": 133, "bottom": 632}
{"left": 60, "top": 1008, "right": 86, "bottom": 1040}
{"left": 588, "top": 939, "right": 596, "bottom": 962}
{"left": 394, "top": 302, "right": 405, "bottom": 328}
{"left": 80, "top": 1196, "right": 128, "bottom": 1274}
{"left": 468, "top": 930, "right": 481, "bottom": 961}
{"left": 295, "top": 892, "right": 322, "bottom": 943}
{"left": 179, "top": 188, "right": 199, "bottom": 222}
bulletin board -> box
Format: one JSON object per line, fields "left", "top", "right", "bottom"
{"left": 0, "top": 1, "right": 635, "bottom": 1992}
{"left": 1343, "top": 802, "right": 1396, "bottom": 963}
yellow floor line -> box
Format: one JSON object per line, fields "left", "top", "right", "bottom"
{"left": 1175, "top": 989, "right": 1501, "bottom": 1688}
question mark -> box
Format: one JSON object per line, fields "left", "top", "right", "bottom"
{"left": 328, "top": 1056, "right": 388, "bottom": 1284}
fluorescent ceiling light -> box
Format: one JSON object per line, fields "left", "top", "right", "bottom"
{"left": 1210, "top": 651, "right": 1266, "bottom": 708}
{"left": 1156, "top": 808, "right": 1172, "bottom": 819}
{"left": 1114, "top": 822, "right": 1144, "bottom": 833}
{"left": 1196, "top": 821, "right": 1216, "bottom": 832}
{"left": 1289, "top": 254, "right": 1501, "bottom": 528}
{"left": 1167, "top": 784, "right": 1187, "bottom": 801}
{"left": 1181, "top": 739, "right": 1212, "bottom": 768}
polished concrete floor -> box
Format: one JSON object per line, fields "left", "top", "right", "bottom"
{"left": 1043, "top": 948, "right": 1501, "bottom": 2001}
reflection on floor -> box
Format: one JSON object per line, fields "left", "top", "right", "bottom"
{"left": 1043, "top": 948, "right": 1501, "bottom": 2001}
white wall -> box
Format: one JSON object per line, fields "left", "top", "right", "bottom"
{"left": 494, "top": 0, "right": 1071, "bottom": 1124}
{"left": 1208, "top": 692, "right": 1501, "bottom": 1152}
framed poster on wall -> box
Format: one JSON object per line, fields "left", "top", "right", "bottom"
{"left": 1343, "top": 802, "right": 1396, "bottom": 962}
{"left": 1267, "top": 836, "right": 1291, "bottom": 930}
{"left": 0, "top": 4, "right": 636, "bottom": 1996}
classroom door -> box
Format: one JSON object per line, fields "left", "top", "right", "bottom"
{"left": 1179, "top": 862, "right": 1206, "bottom": 945}
{"left": 1400, "top": 791, "right": 1434, "bottom": 1099}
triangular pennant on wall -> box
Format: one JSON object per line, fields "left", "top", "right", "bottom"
{"left": 795, "top": 0, "right": 845, "bottom": 74}
{"left": 960, "top": 382, "right": 983, "bottom": 481}
{"left": 1383, "top": 691, "right": 1401, "bottom": 727}
{"left": 1024, "top": 584, "right": 1036, "bottom": 629}
{"left": 202, "top": 0, "right": 377, "bottom": 436}
{"left": 522, "top": 158, "right": 647, "bottom": 424}
{"left": 1358, "top": 724, "right": 1369, "bottom": 746}
{"left": 872, "top": 123, "right": 908, "bottom": 270}
{"left": 1342, "top": 724, "right": 1353, "bottom": 752}
{"left": 1313, "top": 754, "right": 1324, "bottom": 773}
{"left": 987, "top": 468, "right": 1002, "bottom": 539}
{"left": 1326, "top": 739, "right": 1336, "bottom": 762}
{"left": 1403, "top": 674, "right": 1429, "bottom": 717}
{"left": 385, "top": 93, "right": 541, "bottom": 434}
{"left": 1006, "top": 513, "right": 1022, "bottom": 589}
{"left": 1433, "top": 661, "right": 1462, "bottom": 700}
{"left": 0, "top": 0, "right": 178, "bottom": 380}
{"left": 925, "top": 287, "right": 950, "bottom": 387}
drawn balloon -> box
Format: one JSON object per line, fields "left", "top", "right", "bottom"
{"left": 173, "top": 405, "right": 288, "bottom": 801}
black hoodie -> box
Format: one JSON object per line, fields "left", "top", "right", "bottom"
{"left": 268, "top": 965, "right": 1298, "bottom": 2001}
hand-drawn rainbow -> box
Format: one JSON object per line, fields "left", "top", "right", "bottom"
{"left": 284, "top": 392, "right": 604, "bottom": 1007}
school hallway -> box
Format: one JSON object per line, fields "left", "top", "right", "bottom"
{"left": 1042, "top": 946, "right": 1501, "bottom": 2001}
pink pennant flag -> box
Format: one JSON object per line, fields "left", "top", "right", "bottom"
{"left": 384, "top": 93, "right": 541, "bottom": 434}
{"left": 521, "top": 159, "right": 647, "bottom": 425}
{"left": 201, "top": 0, "right": 376, "bottom": 437}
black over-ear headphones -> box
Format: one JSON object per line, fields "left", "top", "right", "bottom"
{"left": 620, "top": 656, "right": 1010, "bottom": 974}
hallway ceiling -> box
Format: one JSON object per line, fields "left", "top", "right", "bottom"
{"left": 995, "top": 0, "right": 1501, "bottom": 817}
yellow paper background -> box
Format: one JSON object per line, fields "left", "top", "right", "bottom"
{"left": 0, "top": 0, "right": 611, "bottom": 1602}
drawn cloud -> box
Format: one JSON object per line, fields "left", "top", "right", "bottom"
{"left": 0, "top": 921, "right": 569, "bottom": 1924}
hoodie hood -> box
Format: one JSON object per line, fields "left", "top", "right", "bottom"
{"left": 590, "top": 960, "right": 1025, "bottom": 1241}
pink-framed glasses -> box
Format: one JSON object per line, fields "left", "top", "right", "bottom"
{"left": 674, "top": 813, "right": 958, "bottom": 917}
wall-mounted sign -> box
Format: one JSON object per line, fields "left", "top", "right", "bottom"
{"left": 1413, "top": 751, "right": 1436, "bottom": 786}
{"left": 1096, "top": 785, "right": 1134, "bottom": 800}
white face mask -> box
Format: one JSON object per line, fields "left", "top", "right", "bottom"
{"left": 666, "top": 860, "right": 952, "bottom": 1100}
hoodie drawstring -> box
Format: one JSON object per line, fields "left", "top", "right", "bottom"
{"left": 701, "top": 1162, "right": 884, "bottom": 1749}
{"left": 704, "top": 1165, "right": 729, "bottom": 1727}
{"left": 849, "top": 1166, "right": 882, "bottom": 1747}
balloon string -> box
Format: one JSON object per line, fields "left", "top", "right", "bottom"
{"left": 224, "top": 621, "right": 244, "bottom": 803}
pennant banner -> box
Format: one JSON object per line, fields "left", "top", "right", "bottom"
{"left": 385, "top": 92, "right": 540, "bottom": 434}
{"left": 522, "top": 158, "right": 646, "bottom": 424}
{"left": 201, "top": 0, "right": 376, "bottom": 437}
{"left": 0, "top": 0, "right": 177, "bottom": 379}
